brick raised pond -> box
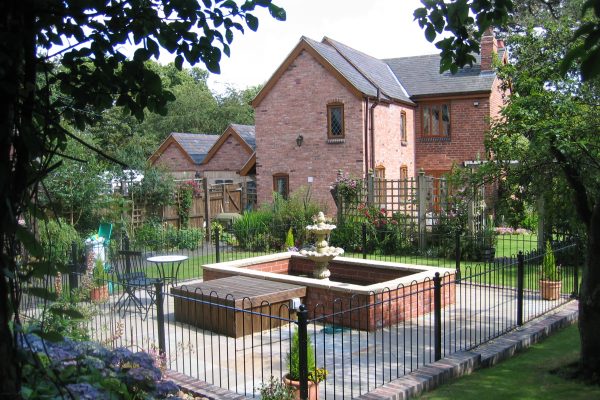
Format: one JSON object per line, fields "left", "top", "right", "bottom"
{"left": 202, "top": 253, "right": 455, "bottom": 331}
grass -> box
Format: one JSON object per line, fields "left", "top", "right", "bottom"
{"left": 419, "top": 324, "right": 599, "bottom": 400}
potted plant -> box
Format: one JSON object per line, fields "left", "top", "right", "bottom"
{"left": 540, "top": 240, "right": 561, "bottom": 300}
{"left": 90, "top": 258, "right": 110, "bottom": 302}
{"left": 480, "top": 216, "right": 497, "bottom": 262}
{"left": 284, "top": 329, "right": 328, "bottom": 400}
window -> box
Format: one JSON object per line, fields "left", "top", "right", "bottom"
{"left": 400, "top": 165, "right": 408, "bottom": 180}
{"left": 327, "top": 103, "right": 345, "bottom": 138}
{"left": 273, "top": 174, "right": 289, "bottom": 199}
{"left": 422, "top": 103, "right": 450, "bottom": 136}
{"left": 400, "top": 111, "right": 407, "bottom": 143}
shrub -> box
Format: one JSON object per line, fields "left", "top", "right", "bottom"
{"left": 287, "top": 329, "right": 315, "bottom": 381}
{"left": 21, "top": 334, "right": 179, "bottom": 399}
{"left": 133, "top": 222, "right": 204, "bottom": 251}
{"left": 542, "top": 240, "right": 559, "bottom": 281}
{"left": 38, "top": 292, "right": 94, "bottom": 342}
{"left": 259, "top": 376, "right": 295, "bottom": 400}
{"left": 38, "top": 218, "right": 81, "bottom": 266}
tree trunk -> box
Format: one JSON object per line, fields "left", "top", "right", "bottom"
{"left": 579, "top": 202, "right": 600, "bottom": 380}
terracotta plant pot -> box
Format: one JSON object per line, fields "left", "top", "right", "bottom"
{"left": 539, "top": 280, "right": 562, "bottom": 300}
{"left": 90, "top": 284, "right": 109, "bottom": 302}
{"left": 283, "top": 374, "right": 319, "bottom": 400}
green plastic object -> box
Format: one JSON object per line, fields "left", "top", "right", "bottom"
{"left": 98, "top": 223, "right": 113, "bottom": 245}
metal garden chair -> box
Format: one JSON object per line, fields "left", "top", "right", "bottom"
{"left": 111, "top": 250, "right": 161, "bottom": 320}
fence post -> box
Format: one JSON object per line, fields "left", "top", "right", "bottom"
{"left": 362, "top": 223, "right": 367, "bottom": 260}
{"left": 517, "top": 251, "right": 524, "bottom": 326}
{"left": 433, "top": 272, "right": 442, "bottom": 361}
{"left": 68, "top": 241, "right": 79, "bottom": 293}
{"left": 455, "top": 230, "right": 461, "bottom": 282}
{"left": 572, "top": 241, "right": 580, "bottom": 298}
{"left": 215, "top": 228, "right": 220, "bottom": 263}
{"left": 203, "top": 178, "right": 211, "bottom": 241}
{"left": 155, "top": 281, "right": 166, "bottom": 355}
{"left": 367, "top": 173, "right": 374, "bottom": 206}
{"left": 298, "top": 305, "right": 309, "bottom": 400}
{"left": 417, "top": 170, "right": 427, "bottom": 251}
{"left": 123, "top": 234, "right": 130, "bottom": 252}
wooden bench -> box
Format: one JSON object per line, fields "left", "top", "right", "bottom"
{"left": 171, "top": 276, "right": 306, "bottom": 338}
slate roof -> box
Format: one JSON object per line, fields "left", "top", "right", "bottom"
{"left": 300, "top": 36, "right": 499, "bottom": 101}
{"left": 323, "top": 37, "right": 411, "bottom": 103}
{"left": 171, "top": 133, "right": 219, "bottom": 164}
{"left": 384, "top": 53, "right": 497, "bottom": 98}
{"left": 230, "top": 124, "right": 256, "bottom": 150}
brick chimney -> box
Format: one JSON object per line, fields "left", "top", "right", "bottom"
{"left": 480, "top": 28, "right": 498, "bottom": 71}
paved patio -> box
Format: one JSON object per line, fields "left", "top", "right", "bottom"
{"left": 85, "top": 279, "right": 573, "bottom": 399}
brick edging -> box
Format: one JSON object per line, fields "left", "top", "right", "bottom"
{"left": 165, "top": 370, "right": 253, "bottom": 400}
{"left": 355, "top": 301, "right": 579, "bottom": 400}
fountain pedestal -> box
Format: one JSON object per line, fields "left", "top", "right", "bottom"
{"left": 299, "top": 212, "right": 344, "bottom": 279}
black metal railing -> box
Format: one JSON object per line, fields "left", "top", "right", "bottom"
{"left": 19, "top": 233, "right": 580, "bottom": 399}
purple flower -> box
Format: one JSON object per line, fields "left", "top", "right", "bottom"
{"left": 155, "top": 380, "right": 180, "bottom": 397}
{"left": 66, "top": 383, "right": 104, "bottom": 399}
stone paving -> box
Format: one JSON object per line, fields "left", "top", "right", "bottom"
{"left": 85, "top": 279, "right": 575, "bottom": 399}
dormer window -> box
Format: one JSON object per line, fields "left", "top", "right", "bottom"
{"left": 327, "top": 103, "right": 345, "bottom": 139}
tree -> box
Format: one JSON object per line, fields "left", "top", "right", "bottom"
{"left": 414, "top": 0, "right": 600, "bottom": 80}
{"left": 0, "top": 0, "right": 285, "bottom": 395}
{"left": 457, "top": 1, "right": 600, "bottom": 379}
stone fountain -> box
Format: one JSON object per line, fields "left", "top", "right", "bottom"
{"left": 299, "top": 212, "right": 344, "bottom": 279}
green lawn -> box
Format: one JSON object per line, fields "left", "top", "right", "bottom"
{"left": 146, "top": 234, "right": 544, "bottom": 285}
{"left": 419, "top": 324, "right": 598, "bottom": 400}
{"left": 495, "top": 233, "right": 539, "bottom": 258}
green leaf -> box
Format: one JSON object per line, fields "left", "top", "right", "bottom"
{"left": 133, "top": 48, "right": 150, "bottom": 61}
{"left": 268, "top": 4, "right": 286, "bottom": 21}
{"left": 24, "top": 287, "right": 58, "bottom": 302}
{"left": 174, "top": 54, "right": 184, "bottom": 70}
{"left": 15, "top": 225, "right": 43, "bottom": 258}
{"left": 425, "top": 25, "right": 437, "bottom": 42}
{"left": 245, "top": 14, "right": 259, "bottom": 31}
{"left": 49, "top": 307, "right": 85, "bottom": 319}
{"left": 33, "top": 329, "right": 64, "bottom": 343}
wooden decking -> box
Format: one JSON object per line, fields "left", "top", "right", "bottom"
{"left": 171, "top": 276, "right": 307, "bottom": 337}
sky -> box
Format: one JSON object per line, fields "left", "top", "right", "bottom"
{"left": 203, "top": 0, "right": 439, "bottom": 93}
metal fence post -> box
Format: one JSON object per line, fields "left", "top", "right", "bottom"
{"left": 417, "top": 170, "right": 427, "bottom": 251}
{"left": 433, "top": 272, "right": 442, "bottom": 361}
{"left": 455, "top": 230, "right": 461, "bottom": 282}
{"left": 215, "top": 228, "right": 220, "bottom": 263}
{"left": 572, "top": 241, "right": 580, "bottom": 298}
{"left": 362, "top": 223, "right": 367, "bottom": 259}
{"left": 155, "top": 281, "right": 166, "bottom": 355}
{"left": 517, "top": 251, "right": 524, "bottom": 326}
{"left": 297, "top": 305, "right": 309, "bottom": 400}
{"left": 68, "top": 241, "right": 79, "bottom": 294}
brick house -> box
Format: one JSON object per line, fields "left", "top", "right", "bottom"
{"left": 149, "top": 124, "right": 256, "bottom": 185}
{"left": 252, "top": 32, "right": 506, "bottom": 211}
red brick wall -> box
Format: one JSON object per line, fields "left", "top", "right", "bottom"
{"left": 204, "top": 257, "right": 456, "bottom": 331}
{"left": 152, "top": 143, "right": 197, "bottom": 173}
{"left": 415, "top": 96, "right": 490, "bottom": 173}
{"left": 255, "top": 49, "right": 365, "bottom": 211}
{"left": 200, "top": 135, "right": 252, "bottom": 173}
{"left": 372, "top": 103, "right": 416, "bottom": 179}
